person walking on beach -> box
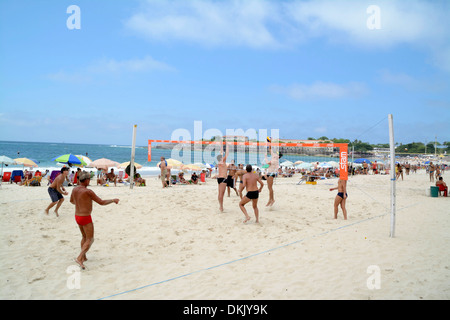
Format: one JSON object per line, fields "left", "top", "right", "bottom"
{"left": 70, "top": 171, "right": 119, "bottom": 270}
{"left": 329, "top": 178, "right": 348, "bottom": 220}
{"left": 396, "top": 163, "right": 403, "bottom": 181}
{"left": 217, "top": 142, "right": 230, "bottom": 212}
{"left": 45, "top": 167, "right": 70, "bottom": 217}
{"left": 239, "top": 165, "right": 264, "bottom": 223}
{"left": 264, "top": 141, "right": 281, "bottom": 207}
{"left": 159, "top": 157, "right": 168, "bottom": 188}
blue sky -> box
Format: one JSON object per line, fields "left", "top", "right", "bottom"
{"left": 1, "top": 0, "right": 449, "bottom": 146}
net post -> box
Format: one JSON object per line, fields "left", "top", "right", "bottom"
{"left": 130, "top": 125, "right": 137, "bottom": 189}
{"left": 337, "top": 144, "right": 349, "bottom": 181}
{"left": 388, "top": 114, "right": 396, "bottom": 238}
{"left": 148, "top": 140, "right": 152, "bottom": 162}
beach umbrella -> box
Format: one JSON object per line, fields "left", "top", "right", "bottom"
{"left": 118, "top": 161, "right": 143, "bottom": 169}
{"left": 125, "top": 164, "right": 138, "bottom": 176}
{"left": 327, "top": 161, "right": 339, "bottom": 167}
{"left": 280, "top": 160, "right": 294, "bottom": 167}
{"left": 262, "top": 164, "right": 270, "bottom": 169}
{"left": 76, "top": 155, "right": 92, "bottom": 167}
{"left": 353, "top": 158, "right": 372, "bottom": 164}
{"left": 90, "top": 158, "right": 120, "bottom": 170}
{"left": 52, "top": 154, "right": 87, "bottom": 167}
{"left": 317, "top": 162, "right": 332, "bottom": 168}
{"left": 0, "top": 156, "right": 16, "bottom": 166}
{"left": 181, "top": 164, "right": 202, "bottom": 171}
{"left": 193, "top": 162, "right": 208, "bottom": 169}
{"left": 14, "top": 157, "right": 39, "bottom": 168}
{"left": 1, "top": 156, "right": 16, "bottom": 181}
{"left": 296, "top": 162, "right": 313, "bottom": 169}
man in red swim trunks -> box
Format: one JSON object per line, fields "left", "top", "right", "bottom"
{"left": 70, "top": 171, "right": 119, "bottom": 269}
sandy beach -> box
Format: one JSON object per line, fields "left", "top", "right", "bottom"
{"left": 0, "top": 171, "right": 449, "bottom": 300}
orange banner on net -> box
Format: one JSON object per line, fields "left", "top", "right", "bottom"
{"left": 148, "top": 140, "right": 348, "bottom": 180}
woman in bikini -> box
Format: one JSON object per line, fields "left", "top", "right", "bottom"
{"left": 329, "top": 178, "right": 348, "bottom": 220}
{"left": 264, "top": 142, "right": 281, "bottom": 207}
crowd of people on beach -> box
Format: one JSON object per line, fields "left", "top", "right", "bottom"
{"left": 2, "top": 149, "right": 447, "bottom": 270}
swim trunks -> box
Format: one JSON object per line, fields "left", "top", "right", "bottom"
{"left": 246, "top": 191, "right": 259, "bottom": 199}
{"left": 75, "top": 215, "right": 93, "bottom": 226}
{"left": 48, "top": 187, "right": 63, "bottom": 203}
{"left": 337, "top": 192, "right": 348, "bottom": 199}
{"left": 217, "top": 177, "right": 227, "bottom": 185}
{"left": 226, "top": 175, "right": 234, "bottom": 188}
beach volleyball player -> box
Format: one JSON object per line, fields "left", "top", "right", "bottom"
{"left": 239, "top": 165, "right": 264, "bottom": 223}
{"left": 265, "top": 137, "right": 282, "bottom": 207}
{"left": 70, "top": 171, "right": 119, "bottom": 269}
{"left": 217, "top": 142, "right": 230, "bottom": 212}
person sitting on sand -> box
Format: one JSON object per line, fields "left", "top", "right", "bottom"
{"left": 134, "top": 173, "right": 146, "bottom": 186}
{"left": 106, "top": 169, "right": 117, "bottom": 187}
{"left": 178, "top": 172, "right": 188, "bottom": 184}
{"left": 70, "top": 171, "right": 119, "bottom": 270}
{"left": 436, "top": 177, "right": 448, "bottom": 197}
{"left": 190, "top": 172, "right": 198, "bottom": 184}
{"left": 239, "top": 164, "right": 264, "bottom": 224}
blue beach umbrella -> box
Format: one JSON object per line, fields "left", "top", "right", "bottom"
{"left": 52, "top": 154, "right": 87, "bottom": 166}
{"left": 353, "top": 158, "right": 372, "bottom": 164}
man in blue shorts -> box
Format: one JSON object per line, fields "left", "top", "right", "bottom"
{"left": 45, "top": 167, "right": 69, "bottom": 217}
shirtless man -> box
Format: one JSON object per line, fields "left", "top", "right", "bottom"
{"left": 429, "top": 162, "right": 435, "bottom": 182}
{"left": 329, "top": 178, "right": 348, "bottom": 220}
{"left": 45, "top": 167, "right": 70, "bottom": 217}
{"left": 264, "top": 145, "right": 281, "bottom": 207}
{"left": 217, "top": 142, "right": 230, "bottom": 212}
{"left": 436, "top": 177, "right": 448, "bottom": 197}
{"left": 234, "top": 164, "right": 247, "bottom": 199}
{"left": 239, "top": 165, "right": 264, "bottom": 223}
{"left": 226, "top": 160, "right": 239, "bottom": 197}
{"left": 106, "top": 169, "right": 117, "bottom": 187}
{"left": 159, "top": 157, "right": 168, "bottom": 188}
{"left": 70, "top": 171, "right": 119, "bottom": 270}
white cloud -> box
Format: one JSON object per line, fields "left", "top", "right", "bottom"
{"left": 124, "top": 0, "right": 450, "bottom": 71}
{"left": 270, "top": 81, "right": 368, "bottom": 100}
{"left": 88, "top": 56, "right": 175, "bottom": 74}
{"left": 125, "top": 0, "right": 281, "bottom": 48}
{"left": 46, "top": 56, "right": 175, "bottom": 83}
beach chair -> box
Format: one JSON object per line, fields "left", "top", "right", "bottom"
{"left": 117, "top": 171, "right": 124, "bottom": 183}
{"left": 437, "top": 184, "right": 448, "bottom": 197}
{"left": 2, "top": 172, "right": 11, "bottom": 182}
{"left": 48, "top": 170, "right": 61, "bottom": 185}
{"left": 11, "top": 170, "right": 24, "bottom": 184}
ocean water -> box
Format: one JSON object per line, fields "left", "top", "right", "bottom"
{"left": 0, "top": 140, "right": 340, "bottom": 176}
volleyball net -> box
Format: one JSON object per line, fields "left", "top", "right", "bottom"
{"left": 148, "top": 139, "right": 349, "bottom": 180}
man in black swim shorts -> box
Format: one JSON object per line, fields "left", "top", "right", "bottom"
{"left": 239, "top": 165, "right": 264, "bottom": 224}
